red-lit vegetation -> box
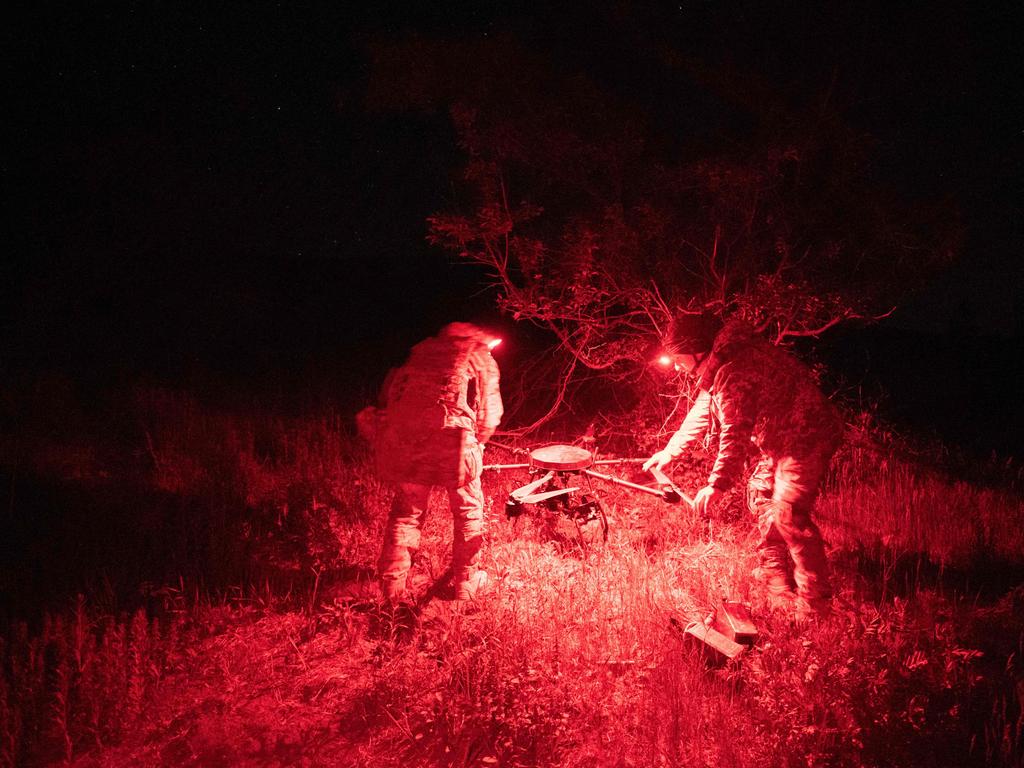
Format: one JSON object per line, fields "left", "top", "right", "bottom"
{"left": 1, "top": 388, "right": 1022, "bottom": 767}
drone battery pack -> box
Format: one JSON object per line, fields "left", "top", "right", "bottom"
{"left": 718, "top": 600, "right": 758, "bottom": 645}
{"left": 683, "top": 621, "right": 746, "bottom": 665}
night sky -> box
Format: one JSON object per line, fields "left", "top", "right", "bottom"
{"left": 4, "top": 2, "right": 1022, "bottom": 450}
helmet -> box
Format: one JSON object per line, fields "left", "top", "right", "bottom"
{"left": 439, "top": 321, "right": 501, "bottom": 349}
{"left": 667, "top": 313, "right": 723, "bottom": 355}
{"left": 440, "top": 321, "right": 486, "bottom": 339}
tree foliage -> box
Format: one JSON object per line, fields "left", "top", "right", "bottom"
{"left": 368, "top": 33, "right": 960, "bottom": 433}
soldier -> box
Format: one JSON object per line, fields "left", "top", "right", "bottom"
{"left": 644, "top": 315, "right": 843, "bottom": 617}
{"left": 364, "top": 322, "right": 503, "bottom": 603}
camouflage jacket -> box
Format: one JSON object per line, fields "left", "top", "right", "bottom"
{"left": 375, "top": 325, "right": 502, "bottom": 487}
{"left": 664, "top": 321, "right": 842, "bottom": 491}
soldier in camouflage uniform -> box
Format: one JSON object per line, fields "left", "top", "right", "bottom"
{"left": 368, "top": 322, "right": 503, "bottom": 602}
{"left": 644, "top": 315, "right": 843, "bottom": 614}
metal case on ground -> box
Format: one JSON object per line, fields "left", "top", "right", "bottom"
{"left": 683, "top": 621, "right": 746, "bottom": 665}
{"left": 717, "top": 599, "right": 758, "bottom": 645}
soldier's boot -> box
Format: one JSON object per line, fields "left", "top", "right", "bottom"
{"left": 379, "top": 482, "right": 429, "bottom": 603}
{"left": 451, "top": 531, "right": 487, "bottom": 601}
{"left": 378, "top": 544, "right": 414, "bottom": 603}
{"left": 451, "top": 532, "right": 486, "bottom": 601}
{"left": 794, "top": 595, "right": 833, "bottom": 623}
{"left": 752, "top": 564, "right": 796, "bottom": 596}
{"left": 754, "top": 512, "right": 796, "bottom": 595}
{"left": 773, "top": 501, "right": 833, "bottom": 607}
{"left": 452, "top": 569, "right": 489, "bottom": 601}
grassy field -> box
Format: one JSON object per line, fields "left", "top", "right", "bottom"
{"left": 1, "top": 387, "right": 1022, "bottom": 767}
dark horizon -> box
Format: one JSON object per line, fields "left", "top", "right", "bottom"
{"left": 4, "top": 1, "right": 1022, "bottom": 454}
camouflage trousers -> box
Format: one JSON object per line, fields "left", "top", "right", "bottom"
{"left": 378, "top": 477, "right": 485, "bottom": 601}
{"left": 746, "top": 450, "right": 834, "bottom": 601}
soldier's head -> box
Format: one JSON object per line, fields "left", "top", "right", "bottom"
{"left": 656, "top": 313, "right": 722, "bottom": 374}
{"left": 440, "top": 321, "right": 502, "bottom": 351}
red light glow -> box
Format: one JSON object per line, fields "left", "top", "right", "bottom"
{"left": 487, "top": 338, "right": 502, "bottom": 350}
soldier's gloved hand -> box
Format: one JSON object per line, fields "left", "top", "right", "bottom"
{"left": 691, "top": 485, "right": 722, "bottom": 518}
{"left": 642, "top": 450, "right": 674, "bottom": 472}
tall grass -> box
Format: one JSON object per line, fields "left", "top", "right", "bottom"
{"left": 0, "top": 599, "right": 182, "bottom": 767}
{"left": 1, "top": 388, "right": 1022, "bottom": 766}
{"left": 821, "top": 438, "right": 1024, "bottom": 569}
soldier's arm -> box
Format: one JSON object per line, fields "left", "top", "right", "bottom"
{"left": 707, "top": 368, "right": 757, "bottom": 491}
{"left": 474, "top": 351, "right": 503, "bottom": 443}
{"left": 664, "top": 390, "right": 712, "bottom": 457}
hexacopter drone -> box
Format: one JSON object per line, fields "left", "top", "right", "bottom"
{"left": 484, "top": 443, "right": 691, "bottom": 544}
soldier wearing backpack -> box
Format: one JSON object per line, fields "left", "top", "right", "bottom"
{"left": 364, "top": 322, "right": 503, "bottom": 602}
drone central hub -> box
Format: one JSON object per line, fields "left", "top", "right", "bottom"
{"left": 527, "top": 444, "right": 594, "bottom": 471}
